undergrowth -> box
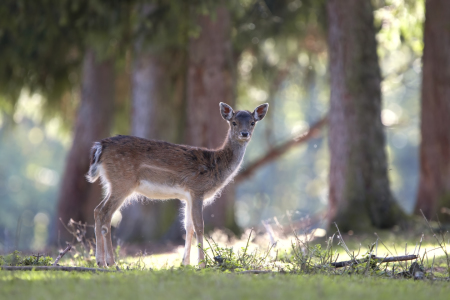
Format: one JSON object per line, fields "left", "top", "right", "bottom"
{"left": 0, "top": 250, "right": 53, "bottom": 266}
{"left": 197, "top": 223, "right": 450, "bottom": 280}
{"left": 2, "top": 216, "right": 450, "bottom": 282}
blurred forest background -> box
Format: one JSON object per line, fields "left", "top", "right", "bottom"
{"left": 0, "top": 0, "right": 449, "bottom": 253}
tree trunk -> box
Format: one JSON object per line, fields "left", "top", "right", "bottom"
{"left": 55, "top": 49, "right": 114, "bottom": 242}
{"left": 327, "top": 0, "right": 404, "bottom": 232}
{"left": 117, "top": 52, "right": 165, "bottom": 243}
{"left": 185, "top": 7, "right": 238, "bottom": 232}
{"left": 117, "top": 49, "right": 187, "bottom": 244}
{"left": 415, "top": 0, "right": 450, "bottom": 223}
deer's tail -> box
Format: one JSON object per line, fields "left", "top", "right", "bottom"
{"left": 86, "top": 142, "right": 103, "bottom": 183}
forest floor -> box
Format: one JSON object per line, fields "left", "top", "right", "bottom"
{"left": 1, "top": 269, "right": 450, "bottom": 300}
{"left": 1, "top": 225, "right": 450, "bottom": 300}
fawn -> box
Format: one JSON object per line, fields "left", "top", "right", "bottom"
{"left": 86, "top": 102, "right": 268, "bottom": 267}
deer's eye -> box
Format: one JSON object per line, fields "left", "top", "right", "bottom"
{"left": 251, "top": 122, "right": 255, "bottom": 126}
{"left": 232, "top": 122, "right": 237, "bottom": 126}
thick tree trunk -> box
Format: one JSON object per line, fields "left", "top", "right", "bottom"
{"left": 415, "top": 0, "right": 450, "bottom": 223}
{"left": 186, "top": 7, "right": 238, "bottom": 232}
{"left": 117, "top": 50, "right": 186, "bottom": 243}
{"left": 327, "top": 0, "right": 404, "bottom": 231}
{"left": 55, "top": 49, "right": 114, "bottom": 242}
{"left": 117, "top": 53, "right": 166, "bottom": 243}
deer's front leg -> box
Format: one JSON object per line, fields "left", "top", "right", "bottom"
{"left": 192, "top": 197, "right": 205, "bottom": 268}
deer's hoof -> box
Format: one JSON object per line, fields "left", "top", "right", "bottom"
{"left": 106, "top": 261, "right": 116, "bottom": 267}
{"left": 96, "top": 259, "right": 107, "bottom": 268}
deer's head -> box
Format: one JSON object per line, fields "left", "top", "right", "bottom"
{"left": 220, "top": 102, "right": 269, "bottom": 143}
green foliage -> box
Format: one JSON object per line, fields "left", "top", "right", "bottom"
{"left": 284, "top": 240, "right": 337, "bottom": 273}
{"left": 0, "top": 0, "right": 135, "bottom": 121}
{"left": 0, "top": 250, "right": 53, "bottom": 266}
{"left": 201, "top": 230, "right": 273, "bottom": 271}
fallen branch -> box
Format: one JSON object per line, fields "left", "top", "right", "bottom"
{"left": 235, "top": 116, "right": 328, "bottom": 183}
{"left": 237, "top": 270, "right": 272, "bottom": 274}
{"left": 1, "top": 266, "right": 113, "bottom": 272}
{"left": 331, "top": 254, "right": 418, "bottom": 268}
{"left": 53, "top": 244, "right": 72, "bottom": 266}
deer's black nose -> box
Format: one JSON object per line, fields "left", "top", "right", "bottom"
{"left": 241, "top": 132, "right": 249, "bottom": 137}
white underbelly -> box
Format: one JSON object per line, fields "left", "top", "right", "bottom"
{"left": 135, "top": 180, "right": 190, "bottom": 201}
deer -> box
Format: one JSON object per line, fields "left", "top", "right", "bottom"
{"left": 86, "top": 102, "right": 268, "bottom": 268}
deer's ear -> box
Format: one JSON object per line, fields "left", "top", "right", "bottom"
{"left": 253, "top": 103, "right": 269, "bottom": 121}
{"left": 220, "top": 102, "right": 234, "bottom": 121}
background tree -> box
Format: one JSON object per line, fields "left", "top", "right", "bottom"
{"left": 327, "top": 0, "right": 405, "bottom": 231}
{"left": 117, "top": 2, "right": 188, "bottom": 243}
{"left": 50, "top": 0, "right": 133, "bottom": 241}
{"left": 0, "top": 0, "right": 430, "bottom": 251}
{"left": 415, "top": 0, "right": 450, "bottom": 223}
{"left": 185, "top": 5, "right": 239, "bottom": 232}
{"left": 56, "top": 50, "right": 115, "bottom": 241}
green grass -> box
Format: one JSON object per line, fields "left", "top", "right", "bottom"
{"left": 2, "top": 226, "right": 450, "bottom": 300}
{"left": 1, "top": 269, "right": 450, "bottom": 300}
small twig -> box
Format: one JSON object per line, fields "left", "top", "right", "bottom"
{"left": 261, "top": 220, "right": 276, "bottom": 246}
{"left": 430, "top": 255, "right": 436, "bottom": 276}
{"left": 334, "top": 223, "right": 358, "bottom": 265}
{"left": 53, "top": 244, "right": 73, "bottom": 266}
{"left": 1, "top": 266, "right": 113, "bottom": 272}
{"left": 420, "top": 210, "right": 450, "bottom": 274}
{"left": 374, "top": 233, "right": 395, "bottom": 256}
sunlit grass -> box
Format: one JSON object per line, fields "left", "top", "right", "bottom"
{"left": 2, "top": 269, "right": 450, "bottom": 300}
{"left": 1, "top": 228, "right": 450, "bottom": 300}
{"left": 43, "top": 226, "right": 450, "bottom": 274}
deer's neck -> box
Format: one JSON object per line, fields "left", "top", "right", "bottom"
{"left": 215, "top": 131, "right": 248, "bottom": 178}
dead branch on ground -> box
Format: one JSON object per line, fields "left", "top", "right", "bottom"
{"left": 53, "top": 244, "right": 72, "bottom": 266}
{"left": 331, "top": 254, "right": 418, "bottom": 268}
{"left": 1, "top": 266, "right": 113, "bottom": 272}
{"left": 237, "top": 270, "right": 272, "bottom": 274}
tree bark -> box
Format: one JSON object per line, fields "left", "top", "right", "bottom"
{"left": 185, "top": 6, "right": 238, "bottom": 232}
{"left": 117, "top": 48, "right": 187, "bottom": 243}
{"left": 55, "top": 49, "right": 114, "bottom": 242}
{"left": 415, "top": 0, "right": 450, "bottom": 223}
{"left": 117, "top": 52, "right": 166, "bottom": 243}
{"left": 327, "top": 0, "right": 404, "bottom": 231}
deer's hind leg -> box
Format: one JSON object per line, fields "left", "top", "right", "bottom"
{"left": 182, "top": 198, "right": 194, "bottom": 266}
{"left": 94, "top": 188, "right": 131, "bottom": 267}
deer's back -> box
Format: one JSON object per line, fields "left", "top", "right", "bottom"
{"left": 98, "top": 135, "right": 234, "bottom": 199}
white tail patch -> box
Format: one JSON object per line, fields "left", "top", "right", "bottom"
{"left": 93, "top": 142, "right": 102, "bottom": 162}
{"left": 86, "top": 142, "right": 103, "bottom": 183}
